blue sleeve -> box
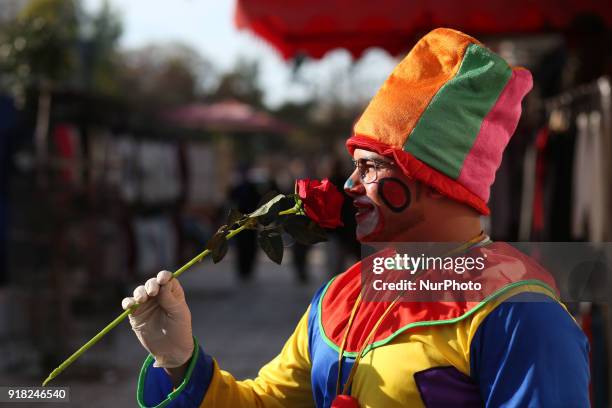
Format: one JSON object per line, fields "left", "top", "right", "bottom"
{"left": 137, "top": 337, "right": 214, "bottom": 408}
{"left": 470, "top": 292, "right": 590, "bottom": 407}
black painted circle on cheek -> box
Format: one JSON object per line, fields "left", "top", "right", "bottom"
{"left": 378, "top": 177, "right": 411, "bottom": 213}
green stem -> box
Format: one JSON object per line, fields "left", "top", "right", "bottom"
{"left": 42, "top": 224, "right": 248, "bottom": 386}
{"left": 42, "top": 200, "right": 302, "bottom": 387}
{"left": 278, "top": 203, "right": 301, "bottom": 216}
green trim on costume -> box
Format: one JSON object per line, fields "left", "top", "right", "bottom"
{"left": 137, "top": 337, "right": 200, "bottom": 408}
{"left": 317, "top": 276, "right": 343, "bottom": 356}
{"left": 404, "top": 43, "right": 512, "bottom": 179}
{"left": 318, "top": 278, "right": 558, "bottom": 359}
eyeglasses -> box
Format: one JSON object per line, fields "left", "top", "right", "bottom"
{"left": 351, "top": 158, "right": 396, "bottom": 184}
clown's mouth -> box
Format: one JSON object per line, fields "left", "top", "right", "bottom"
{"left": 353, "top": 199, "right": 376, "bottom": 221}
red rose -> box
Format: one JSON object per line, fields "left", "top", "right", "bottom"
{"left": 295, "top": 178, "right": 344, "bottom": 229}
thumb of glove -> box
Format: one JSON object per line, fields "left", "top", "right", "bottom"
{"left": 158, "top": 279, "right": 185, "bottom": 312}
{"left": 155, "top": 271, "right": 188, "bottom": 316}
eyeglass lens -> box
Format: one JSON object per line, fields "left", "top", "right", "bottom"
{"left": 352, "top": 159, "right": 390, "bottom": 184}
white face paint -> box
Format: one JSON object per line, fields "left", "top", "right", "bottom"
{"left": 353, "top": 195, "right": 383, "bottom": 240}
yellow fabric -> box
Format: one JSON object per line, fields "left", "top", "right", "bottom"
{"left": 354, "top": 28, "right": 479, "bottom": 149}
{"left": 197, "top": 284, "right": 570, "bottom": 407}
{"left": 199, "top": 307, "right": 313, "bottom": 408}
{"left": 350, "top": 284, "right": 566, "bottom": 408}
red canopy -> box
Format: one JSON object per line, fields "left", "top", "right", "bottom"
{"left": 235, "top": 0, "right": 612, "bottom": 59}
{"left": 163, "top": 100, "right": 292, "bottom": 134}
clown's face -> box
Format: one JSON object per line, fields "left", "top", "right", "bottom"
{"left": 345, "top": 149, "right": 426, "bottom": 242}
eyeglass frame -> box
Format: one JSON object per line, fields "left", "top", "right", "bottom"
{"left": 350, "top": 157, "right": 397, "bottom": 184}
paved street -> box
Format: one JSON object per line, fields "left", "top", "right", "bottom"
{"left": 0, "top": 245, "right": 331, "bottom": 407}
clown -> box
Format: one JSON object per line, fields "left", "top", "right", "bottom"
{"left": 122, "top": 28, "right": 589, "bottom": 407}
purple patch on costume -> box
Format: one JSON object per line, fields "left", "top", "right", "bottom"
{"left": 414, "top": 366, "right": 483, "bottom": 407}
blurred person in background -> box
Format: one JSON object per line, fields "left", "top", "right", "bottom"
{"left": 121, "top": 28, "right": 589, "bottom": 407}
{"left": 291, "top": 241, "right": 310, "bottom": 284}
{"left": 228, "top": 165, "right": 261, "bottom": 282}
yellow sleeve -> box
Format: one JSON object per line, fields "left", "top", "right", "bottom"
{"left": 200, "top": 306, "right": 313, "bottom": 408}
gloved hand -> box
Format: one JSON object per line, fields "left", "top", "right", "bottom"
{"left": 122, "top": 270, "right": 194, "bottom": 368}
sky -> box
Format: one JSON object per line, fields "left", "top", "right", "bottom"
{"left": 82, "top": 0, "right": 397, "bottom": 108}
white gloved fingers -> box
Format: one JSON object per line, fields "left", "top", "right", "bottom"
{"left": 156, "top": 270, "right": 173, "bottom": 285}
{"left": 145, "top": 277, "right": 160, "bottom": 297}
{"left": 122, "top": 297, "right": 136, "bottom": 310}
{"left": 133, "top": 285, "right": 149, "bottom": 304}
{"left": 125, "top": 271, "right": 193, "bottom": 369}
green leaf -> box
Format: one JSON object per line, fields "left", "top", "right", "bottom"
{"left": 258, "top": 190, "right": 281, "bottom": 208}
{"left": 212, "top": 239, "right": 228, "bottom": 263}
{"left": 259, "top": 196, "right": 296, "bottom": 225}
{"left": 258, "top": 229, "right": 284, "bottom": 264}
{"left": 243, "top": 218, "right": 259, "bottom": 230}
{"left": 205, "top": 231, "right": 228, "bottom": 263}
{"left": 258, "top": 201, "right": 282, "bottom": 225}
{"left": 227, "top": 208, "right": 243, "bottom": 227}
{"left": 283, "top": 216, "right": 327, "bottom": 245}
{"left": 248, "top": 194, "right": 285, "bottom": 218}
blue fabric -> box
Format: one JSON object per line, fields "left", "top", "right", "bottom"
{"left": 141, "top": 343, "right": 214, "bottom": 407}
{"left": 470, "top": 292, "right": 590, "bottom": 407}
{"left": 307, "top": 284, "right": 355, "bottom": 408}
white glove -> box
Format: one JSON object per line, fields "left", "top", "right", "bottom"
{"left": 121, "top": 270, "right": 194, "bottom": 368}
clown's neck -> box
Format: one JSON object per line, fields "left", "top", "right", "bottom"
{"left": 391, "top": 212, "right": 483, "bottom": 243}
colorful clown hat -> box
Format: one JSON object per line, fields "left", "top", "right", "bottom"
{"left": 346, "top": 28, "right": 533, "bottom": 215}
